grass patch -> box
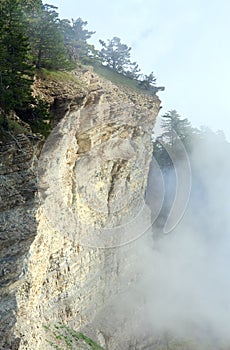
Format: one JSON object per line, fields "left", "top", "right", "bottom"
{"left": 44, "top": 323, "right": 105, "bottom": 350}
{"left": 92, "top": 63, "right": 156, "bottom": 95}
{"left": 37, "top": 68, "right": 80, "bottom": 84}
{"left": 37, "top": 65, "right": 160, "bottom": 96}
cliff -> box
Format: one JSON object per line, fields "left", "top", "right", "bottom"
{"left": 0, "top": 66, "right": 161, "bottom": 349}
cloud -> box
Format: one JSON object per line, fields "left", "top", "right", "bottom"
{"left": 87, "top": 131, "right": 230, "bottom": 349}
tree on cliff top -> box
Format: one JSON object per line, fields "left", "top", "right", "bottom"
{"left": 99, "top": 36, "right": 140, "bottom": 77}
{"left": 28, "top": 4, "right": 68, "bottom": 69}
{"left": 138, "top": 72, "right": 157, "bottom": 89}
{"left": 60, "top": 17, "right": 96, "bottom": 62}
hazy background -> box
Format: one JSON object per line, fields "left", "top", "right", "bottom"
{"left": 43, "top": 1, "right": 230, "bottom": 347}
{"left": 144, "top": 132, "right": 230, "bottom": 346}
{"left": 84, "top": 129, "right": 230, "bottom": 349}
{"left": 51, "top": 0, "right": 230, "bottom": 139}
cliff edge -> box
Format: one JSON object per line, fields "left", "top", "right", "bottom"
{"left": 0, "top": 66, "right": 161, "bottom": 349}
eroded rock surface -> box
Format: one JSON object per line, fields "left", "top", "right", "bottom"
{"left": 0, "top": 131, "right": 43, "bottom": 349}
{"left": 0, "top": 67, "right": 160, "bottom": 349}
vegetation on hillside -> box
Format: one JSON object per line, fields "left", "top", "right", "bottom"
{"left": 0, "top": 0, "right": 34, "bottom": 113}
{"left": 153, "top": 110, "right": 200, "bottom": 168}
{"left": 0, "top": 0, "right": 164, "bottom": 138}
{"left": 0, "top": 2, "right": 229, "bottom": 349}
{"left": 151, "top": 109, "right": 229, "bottom": 236}
{"left": 152, "top": 109, "right": 228, "bottom": 169}
{"left": 44, "top": 323, "right": 105, "bottom": 350}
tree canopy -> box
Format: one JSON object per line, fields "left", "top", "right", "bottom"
{"left": 160, "top": 110, "right": 195, "bottom": 147}
{"left": 28, "top": 4, "right": 68, "bottom": 69}
{"left": 153, "top": 110, "right": 200, "bottom": 167}
{"left": 0, "top": 0, "right": 163, "bottom": 135}
{"left": 0, "top": 0, "right": 34, "bottom": 113}
{"left": 98, "top": 37, "right": 164, "bottom": 88}
{"left": 0, "top": 0, "right": 99, "bottom": 129}
{"left": 99, "top": 37, "right": 140, "bottom": 77}
{"left": 61, "top": 18, "right": 95, "bottom": 62}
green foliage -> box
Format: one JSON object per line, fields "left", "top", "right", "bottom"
{"left": 93, "top": 62, "right": 164, "bottom": 96}
{"left": 138, "top": 72, "right": 156, "bottom": 89}
{"left": 98, "top": 37, "right": 164, "bottom": 89}
{"left": 153, "top": 110, "right": 200, "bottom": 167}
{"left": 99, "top": 37, "right": 138, "bottom": 75}
{"left": 18, "top": 97, "right": 52, "bottom": 137}
{"left": 20, "top": 0, "right": 42, "bottom": 12}
{"left": 98, "top": 37, "right": 164, "bottom": 88}
{"left": 0, "top": 0, "right": 34, "bottom": 113}
{"left": 138, "top": 72, "right": 158, "bottom": 91}
{"left": 160, "top": 110, "right": 198, "bottom": 149}
{"left": 138, "top": 72, "right": 165, "bottom": 93}
{"left": 124, "top": 62, "right": 141, "bottom": 79}
{"left": 37, "top": 68, "right": 77, "bottom": 82}
{"left": 0, "top": 111, "right": 29, "bottom": 142}
{"left": 60, "top": 18, "right": 96, "bottom": 63}
{"left": 0, "top": 0, "right": 163, "bottom": 138}
{"left": 0, "top": 113, "right": 9, "bottom": 131}
{"left": 44, "top": 323, "right": 105, "bottom": 350}
{"left": 92, "top": 63, "right": 147, "bottom": 93}
{"left": 0, "top": 115, "right": 27, "bottom": 134}
{"left": 28, "top": 4, "right": 69, "bottom": 69}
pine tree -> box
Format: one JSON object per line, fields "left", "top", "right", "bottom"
{"left": 99, "top": 37, "right": 134, "bottom": 74}
{"left": 138, "top": 72, "right": 157, "bottom": 90}
{"left": 160, "top": 110, "right": 195, "bottom": 147}
{"left": 0, "top": 0, "right": 34, "bottom": 114}
{"left": 153, "top": 110, "right": 200, "bottom": 167}
{"left": 124, "top": 62, "right": 141, "bottom": 79}
{"left": 61, "top": 18, "right": 95, "bottom": 62}
{"left": 28, "top": 4, "right": 68, "bottom": 69}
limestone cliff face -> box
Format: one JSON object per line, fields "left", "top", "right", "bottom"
{"left": 0, "top": 129, "right": 43, "bottom": 349}
{"left": 0, "top": 67, "right": 160, "bottom": 349}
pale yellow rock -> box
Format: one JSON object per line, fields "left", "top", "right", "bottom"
{"left": 0, "top": 66, "right": 161, "bottom": 349}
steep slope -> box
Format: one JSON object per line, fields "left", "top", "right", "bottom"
{"left": 0, "top": 66, "right": 161, "bottom": 349}
{"left": 0, "top": 122, "right": 43, "bottom": 349}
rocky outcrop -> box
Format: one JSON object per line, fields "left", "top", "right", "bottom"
{"left": 0, "top": 67, "right": 160, "bottom": 349}
{"left": 0, "top": 130, "right": 43, "bottom": 349}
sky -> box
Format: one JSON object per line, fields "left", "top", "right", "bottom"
{"left": 50, "top": 0, "right": 230, "bottom": 139}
